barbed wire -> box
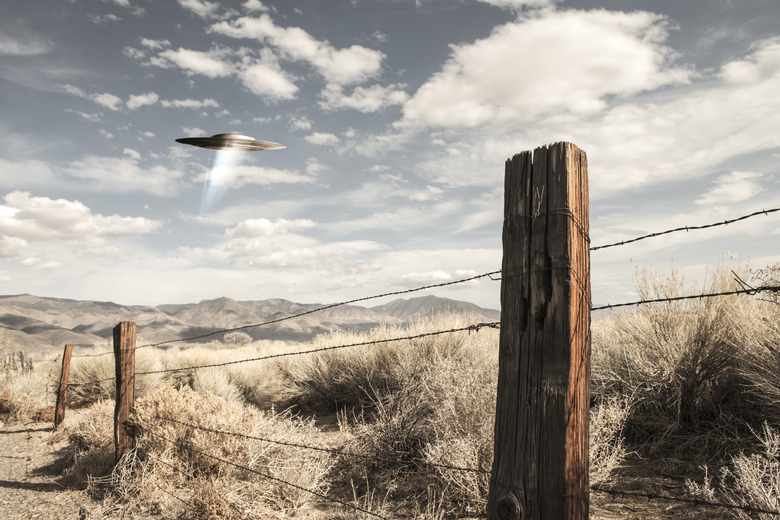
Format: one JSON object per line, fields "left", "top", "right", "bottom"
{"left": 67, "top": 269, "right": 500, "bottom": 359}
{"left": 156, "top": 415, "right": 490, "bottom": 475}
{"left": 136, "top": 424, "right": 391, "bottom": 520}
{"left": 67, "top": 322, "right": 500, "bottom": 387}
{"left": 591, "top": 485, "right": 780, "bottom": 516}
{"left": 591, "top": 284, "right": 780, "bottom": 311}
{"left": 591, "top": 206, "right": 780, "bottom": 251}
{"left": 136, "top": 270, "right": 501, "bottom": 350}
{"left": 135, "top": 322, "right": 500, "bottom": 378}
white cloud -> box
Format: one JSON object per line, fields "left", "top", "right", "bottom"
{"left": 126, "top": 91, "right": 159, "bottom": 109}
{"left": 720, "top": 37, "right": 780, "bottom": 84}
{"left": 305, "top": 132, "right": 340, "bottom": 146}
{"left": 243, "top": 0, "right": 269, "bottom": 12}
{"left": 89, "top": 14, "right": 122, "bottom": 26}
{"left": 59, "top": 156, "right": 184, "bottom": 196}
{"left": 397, "top": 9, "right": 690, "bottom": 129}
{"left": 290, "top": 116, "right": 312, "bottom": 131}
{"left": 150, "top": 48, "right": 234, "bottom": 77}
{"left": 402, "top": 270, "right": 453, "bottom": 283}
{"left": 161, "top": 97, "right": 220, "bottom": 109}
{"left": 476, "top": 0, "right": 557, "bottom": 9}
{"left": 122, "top": 148, "right": 142, "bottom": 160}
{"left": 198, "top": 164, "right": 315, "bottom": 188}
{"left": 182, "top": 126, "right": 206, "bottom": 136}
{"left": 140, "top": 38, "right": 171, "bottom": 49}
{"left": 0, "top": 191, "right": 162, "bottom": 245}
{"left": 696, "top": 172, "right": 764, "bottom": 206}
{"left": 210, "top": 15, "right": 384, "bottom": 85}
{"left": 319, "top": 83, "right": 409, "bottom": 112}
{"left": 0, "top": 235, "right": 27, "bottom": 259}
{"left": 0, "top": 35, "right": 50, "bottom": 56}
{"left": 0, "top": 159, "right": 56, "bottom": 188}
{"left": 225, "top": 218, "right": 315, "bottom": 238}
{"left": 239, "top": 60, "right": 298, "bottom": 100}
{"left": 178, "top": 0, "right": 221, "bottom": 19}
{"left": 61, "top": 84, "right": 124, "bottom": 111}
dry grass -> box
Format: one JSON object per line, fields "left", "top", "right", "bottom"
{"left": 25, "top": 261, "right": 780, "bottom": 518}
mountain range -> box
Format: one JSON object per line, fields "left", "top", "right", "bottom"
{"left": 0, "top": 294, "right": 500, "bottom": 359}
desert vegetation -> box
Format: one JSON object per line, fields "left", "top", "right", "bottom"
{"left": 1, "top": 263, "right": 779, "bottom": 519}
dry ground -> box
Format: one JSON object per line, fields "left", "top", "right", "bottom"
{"left": 0, "top": 414, "right": 734, "bottom": 520}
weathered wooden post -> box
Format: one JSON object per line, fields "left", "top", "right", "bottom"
{"left": 54, "top": 344, "right": 74, "bottom": 430}
{"left": 114, "top": 322, "right": 136, "bottom": 463}
{"left": 488, "top": 142, "right": 590, "bottom": 520}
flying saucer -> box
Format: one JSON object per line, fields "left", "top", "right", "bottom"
{"left": 175, "top": 133, "right": 286, "bottom": 151}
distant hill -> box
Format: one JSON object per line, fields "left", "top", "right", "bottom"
{"left": 0, "top": 294, "right": 499, "bottom": 358}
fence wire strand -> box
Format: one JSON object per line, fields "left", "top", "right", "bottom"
{"left": 591, "top": 206, "right": 780, "bottom": 251}
{"left": 156, "top": 415, "right": 490, "bottom": 475}
{"left": 592, "top": 284, "right": 780, "bottom": 311}
{"left": 135, "top": 322, "right": 500, "bottom": 378}
{"left": 137, "top": 424, "right": 391, "bottom": 520}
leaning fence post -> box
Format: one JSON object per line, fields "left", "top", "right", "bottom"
{"left": 488, "top": 142, "right": 591, "bottom": 520}
{"left": 54, "top": 344, "right": 74, "bottom": 430}
{"left": 114, "top": 322, "right": 136, "bottom": 463}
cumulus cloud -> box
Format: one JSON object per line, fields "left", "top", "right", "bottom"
{"left": 0, "top": 35, "right": 51, "bottom": 55}
{"left": 178, "top": 0, "right": 222, "bottom": 19}
{"left": 210, "top": 15, "right": 385, "bottom": 85}
{"left": 239, "top": 59, "right": 298, "bottom": 100}
{"left": 161, "top": 98, "right": 220, "bottom": 108}
{"left": 225, "top": 218, "right": 315, "bottom": 238}
{"left": 150, "top": 47, "right": 234, "bottom": 77}
{"left": 59, "top": 156, "right": 184, "bottom": 196}
{"left": 60, "top": 84, "right": 124, "bottom": 111}
{"left": 0, "top": 191, "right": 162, "bottom": 246}
{"left": 319, "top": 83, "right": 409, "bottom": 112}
{"left": 126, "top": 91, "right": 159, "bottom": 109}
{"left": 397, "top": 9, "right": 690, "bottom": 129}
{"left": 696, "top": 172, "right": 764, "bottom": 206}
{"left": 197, "top": 164, "right": 315, "bottom": 188}
{"left": 476, "top": 0, "right": 557, "bottom": 9}
{"left": 140, "top": 38, "right": 171, "bottom": 49}
{"left": 0, "top": 235, "right": 27, "bottom": 259}
{"left": 305, "top": 132, "right": 340, "bottom": 146}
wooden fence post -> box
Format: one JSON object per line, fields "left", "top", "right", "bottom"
{"left": 114, "top": 322, "right": 136, "bottom": 463}
{"left": 54, "top": 344, "right": 74, "bottom": 430}
{"left": 488, "top": 142, "right": 590, "bottom": 520}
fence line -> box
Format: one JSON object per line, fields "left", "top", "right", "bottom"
{"left": 134, "top": 322, "right": 501, "bottom": 377}
{"left": 590, "top": 206, "right": 780, "bottom": 251}
{"left": 590, "top": 485, "right": 780, "bottom": 517}
{"left": 156, "top": 415, "right": 491, "bottom": 475}
{"left": 66, "top": 321, "right": 500, "bottom": 388}
{"left": 591, "top": 284, "right": 780, "bottom": 311}
{"left": 136, "top": 424, "right": 391, "bottom": 520}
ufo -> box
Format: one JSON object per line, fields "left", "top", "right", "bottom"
{"left": 175, "top": 133, "right": 286, "bottom": 151}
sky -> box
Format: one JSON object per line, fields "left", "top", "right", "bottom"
{"left": 0, "top": 0, "right": 778, "bottom": 311}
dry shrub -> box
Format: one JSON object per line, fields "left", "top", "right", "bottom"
{"left": 1, "top": 371, "right": 55, "bottom": 422}
{"left": 59, "top": 399, "right": 116, "bottom": 488}
{"left": 688, "top": 423, "right": 780, "bottom": 519}
{"left": 281, "top": 313, "right": 497, "bottom": 411}
{"left": 125, "top": 385, "right": 332, "bottom": 517}
{"left": 591, "top": 264, "right": 770, "bottom": 454}
{"left": 68, "top": 343, "right": 165, "bottom": 407}
{"left": 589, "top": 395, "right": 632, "bottom": 486}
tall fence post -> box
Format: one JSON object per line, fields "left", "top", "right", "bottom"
{"left": 114, "top": 322, "right": 136, "bottom": 463}
{"left": 488, "top": 142, "right": 591, "bottom": 520}
{"left": 53, "top": 344, "right": 74, "bottom": 430}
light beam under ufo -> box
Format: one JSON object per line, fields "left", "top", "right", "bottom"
{"left": 176, "top": 132, "right": 286, "bottom": 215}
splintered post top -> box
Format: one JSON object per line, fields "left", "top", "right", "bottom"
{"left": 175, "top": 133, "right": 286, "bottom": 151}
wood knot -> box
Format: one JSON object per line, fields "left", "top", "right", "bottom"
{"left": 496, "top": 493, "right": 523, "bottom": 520}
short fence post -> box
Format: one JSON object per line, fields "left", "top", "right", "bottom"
{"left": 54, "top": 344, "right": 74, "bottom": 430}
{"left": 488, "top": 142, "right": 591, "bottom": 520}
{"left": 18, "top": 351, "right": 25, "bottom": 372}
{"left": 114, "top": 322, "right": 136, "bottom": 463}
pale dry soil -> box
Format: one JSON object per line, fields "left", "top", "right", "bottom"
{"left": 0, "top": 419, "right": 158, "bottom": 520}
{"left": 0, "top": 415, "right": 731, "bottom": 520}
